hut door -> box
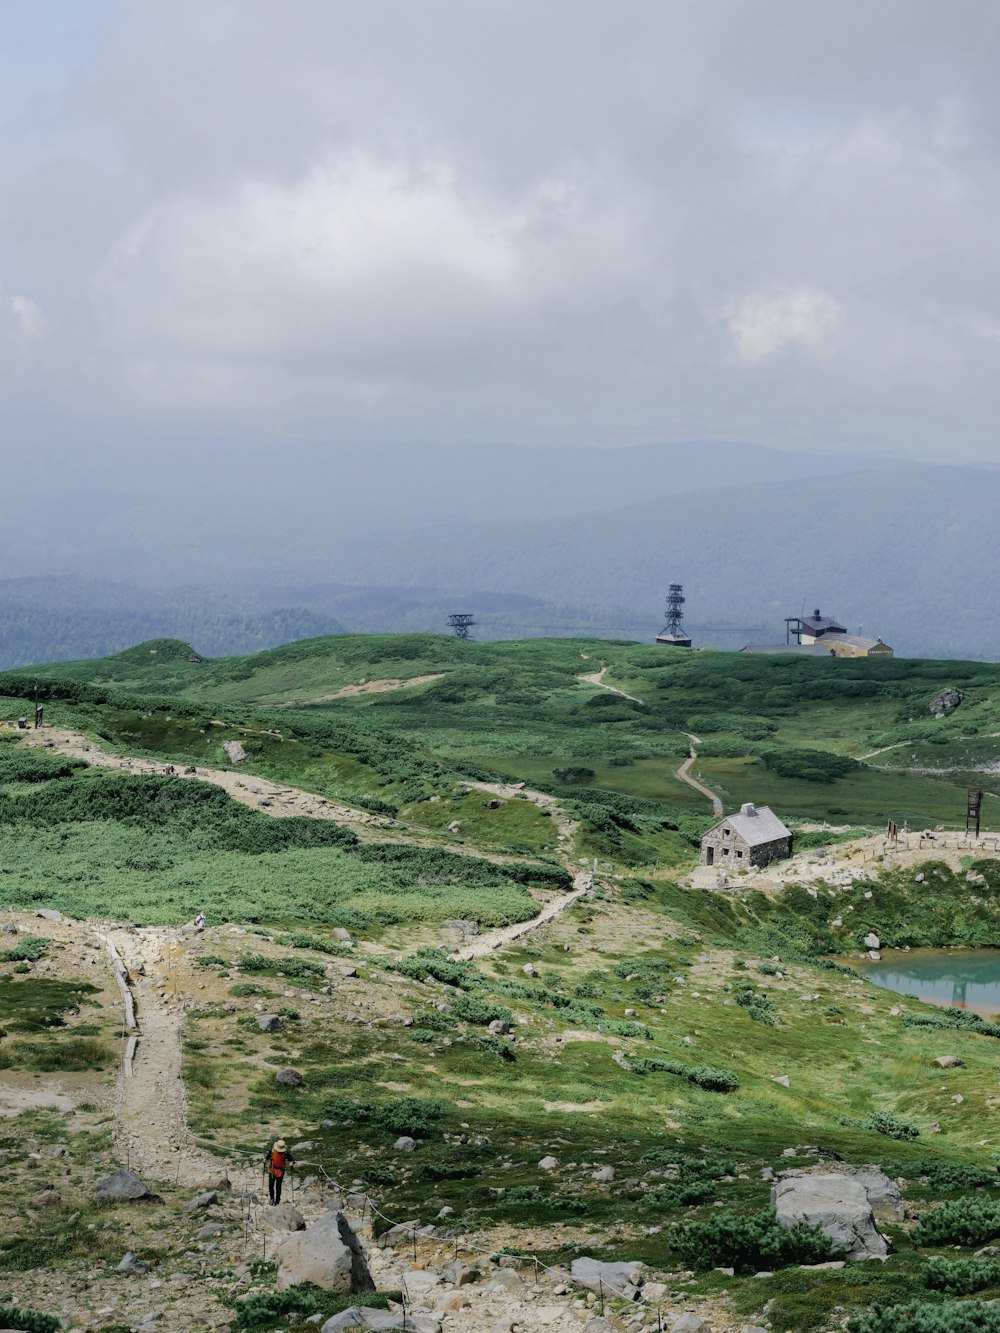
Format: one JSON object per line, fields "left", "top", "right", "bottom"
{"left": 706, "top": 846, "right": 714, "bottom": 866}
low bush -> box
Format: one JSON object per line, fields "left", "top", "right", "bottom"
{"left": 922, "top": 1257, "right": 1000, "bottom": 1295}
{"left": 238, "top": 954, "right": 325, "bottom": 979}
{"left": 450, "top": 994, "right": 513, "bottom": 1026}
{"left": 631, "top": 1057, "right": 739, "bottom": 1092}
{"left": 0, "top": 936, "right": 48, "bottom": 963}
{"left": 734, "top": 986, "right": 779, "bottom": 1026}
{"left": 394, "top": 949, "right": 476, "bottom": 989}
{"left": 911, "top": 1197, "right": 1000, "bottom": 1246}
{"left": 320, "top": 1097, "right": 446, "bottom": 1137}
{"left": 761, "top": 747, "right": 862, "bottom": 783}
{"left": 919, "top": 1161, "right": 999, "bottom": 1192}
{"left": 868, "top": 1111, "right": 920, "bottom": 1141}
{"left": 902, "top": 1008, "right": 1000, "bottom": 1040}
{"left": 0, "top": 1304, "right": 60, "bottom": 1333}
{"left": 848, "top": 1301, "right": 1000, "bottom": 1333}
{"left": 670, "top": 1206, "right": 840, "bottom": 1273}
{"left": 232, "top": 1286, "right": 391, "bottom": 1331}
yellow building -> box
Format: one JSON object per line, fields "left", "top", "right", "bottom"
{"left": 826, "top": 635, "right": 893, "bottom": 658}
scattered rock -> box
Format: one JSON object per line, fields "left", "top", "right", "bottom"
{"left": 538, "top": 1155, "right": 559, "bottom": 1171}
{"left": 276, "top": 1068, "right": 305, "bottom": 1087}
{"left": 669, "top": 1315, "right": 711, "bottom": 1332}
{"left": 932, "top": 1055, "right": 964, "bottom": 1069}
{"left": 376, "top": 1221, "right": 421, "bottom": 1249}
{"left": 223, "top": 740, "right": 248, "bottom": 764}
{"left": 975, "top": 1246, "right": 1000, "bottom": 1259}
{"left": 930, "top": 688, "right": 963, "bottom": 717}
{"left": 32, "top": 1189, "right": 62, "bottom": 1209}
{"left": 95, "top": 1169, "right": 161, "bottom": 1205}
{"left": 582, "top": 1321, "right": 615, "bottom": 1333}
{"left": 394, "top": 1136, "right": 416, "bottom": 1152}
{"left": 570, "top": 1257, "right": 644, "bottom": 1300}
{"left": 35, "top": 909, "right": 65, "bottom": 923}
{"left": 118, "top": 1251, "right": 151, "bottom": 1273}
{"left": 771, "top": 1075, "right": 791, "bottom": 1088}
{"left": 331, "top": 928, "right": 354, "bottom": 943}
{"left": 275, "top": 1210, "right": 375, "bottom": 1292}
{"left": 322, "top": 1312, "right": 440, "bottom": 1333}
{"left": 523, "top": 963, "right": 539, "bottom": 978}
{"left": 849, "top": 1166, "right": 905, "bottom": 1223}
{"left": 257, "top": 1014, "right": 284, "bottom": 1032}
{"left": 863, "top": 933, "right": 881, "bottom": 950}
{"left": 444, "top": 919, "right": 480, "bottom": 936}
{"left": 263, "top": 1204, "right": 306, "bottom": 1232}
{"left": 591, "top": 1165, "right": 615, "bottom": 1182}
{"left": 772, "top": 1174, "right": 888, "bottom": 1260}
{"left": 186, "top": 1190, "right": 217, "bottom": 1211}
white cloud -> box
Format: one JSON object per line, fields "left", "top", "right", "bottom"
{"left": 953, "top": 311, "right": 1000, "bottom": 343}
{"left": 9, "top": 295, "right": 45, "bottom": 339}
{"left": 723, "top": 285, "right": 844, "bottom": 362}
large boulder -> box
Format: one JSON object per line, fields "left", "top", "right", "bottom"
{"left": 850, "top": 1166, "right": 905, "bottom": 1223}
{"left": 261, "top": 1203, "right": 306, "bottom": 1232}
{"left": 322, "top": 1312, "right": 440, "bottom": 1333}
{"left": 223, "top": 740, "right": 248, "bottom": 764}
{"left": 930, "top": 689, "right": 963, "bottom": 718}
{"left": 570, "top": 1257, "right": 644, "bottom": 1300}
{"left": 275, "top": 1210, "right": 374, "bottom": 1292}
{"left": 772, "top": 1174, "right": 888, "bottom": 1260}
{"left": 95, "top": 1169, "right": 161, "bottom": 1205}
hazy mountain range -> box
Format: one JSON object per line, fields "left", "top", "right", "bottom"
{"left": 3, "top": 439, "right": 998, "bottom": 663}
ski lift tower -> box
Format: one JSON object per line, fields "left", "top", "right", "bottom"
{"left": 655, "top": 583, "right": 692, "bottom": 647}
{"left": 447, "top": 613, "right": 476, "bottom": 641}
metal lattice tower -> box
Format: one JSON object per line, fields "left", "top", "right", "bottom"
{"left": 664, "top": 584, "right": 685, "bottom": 637}
{"left": 447, "top": 613, "right": 476, "bottom": 640}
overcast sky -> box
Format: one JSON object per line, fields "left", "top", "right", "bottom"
{"left": 3, "top": 1, "right": 1000, "bottom": 460}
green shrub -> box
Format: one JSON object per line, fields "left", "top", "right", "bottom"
{"left": 232, "top": 1286, "right": 390, "bottom": 1330}
{"left": 394, "top": 949, "right": 475, "bottom": 988}
{"left": 734, "top": 986, "right": 779, "bottom": 1025}
{"left": 0, "top": 936, "right": 48, "bottom": 963}
{"left": 868, "top": 1111, "right": 920, "bottom": 1141}
{"left": 902, "top": 1009, "right": 1000, "bottom": 1040}
{"left": 919, "top": 1162, "right": 999, "bottom": 1192}
{"left": 911, "top": 1197, "right": 1000, "bottom": 1246}
{"left": 0, "top": 1304, "right": 60, "bottom": 1333}
{"left": 321, "top": 1096, "right": 446, "bottom": 1137}
{"left": 670, "top": 1206, "right": 840, "bottom": 1273}
{"left": 922, "top": 1257, "right": 1000, "bottom": 1295}
{"left": 631, "top": 1057, "right": 739, "bottom": 1092}
{"left": 450, "top": 994, "right": 513, "bottom": 1026}
{"left": 848, "top": 1301, "right": 1000, "bottom": 1333}
{"left": 238, "top": 953, "right": 325, "bottom": 979}
{"left": 760, "top": 748, "right": 862, "bottom": 783}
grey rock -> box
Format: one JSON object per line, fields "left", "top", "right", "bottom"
{"left": 482, "top": 1268, "right": 523, "bottom": 1291}
{"left": 976, "top": 1246, "right": 1000, "bottom": 1259}
{"left": 95, "top": 1169, "right": 160, "bottom": 1205}
{"left": 443, "top": 1260, "right": 478, "bottom": 1286}
{"left": 487, "top": 1018, "right": 511, "bottom": 1035}
{"left": 263, "top": 1204, "right": 306, "bottom": 1232}
{"left": 376, "top": 1220, "right": 421, "bottom": 1249}
{"left": 257, "top": 1014, "right": 284, "bottom": 1032}
{"left": 538, "top": 1154, "right": 559, "bottom": 1171}
{"left": 197, "top": 1224, "right": 224, "bottom": 1240}
{"left": 275, "top": 1210, "right": 374, "bottom": 1292}
{"left": 591, "top": 1165, "right": 615, "bottom": 1182}
{"left": 444, "top": 919, "right": 480, "bottom": 936}
{"left": 292, "top": 1141, "right": 315, "bottom": 1153}
{"left": 118, "top": 1250, "right": 151, "bottom": 1273}
{"left": 223, "top": 740, "right": 247, "bottom": 764}
{"left": 772, "top": 1174, "right": 888, "bottom": 1260}
{"left": 670, "top": 1317, "right": 711, "bottom": 1333}
{"left": 186, "top": 1190, "right": 217, "bottom": 1211}
{"left": 523, "top": 963, "right": 539, "bottom": 977}
{"left": 394, "top": 1136, "right": 417, "bottom": 1152}
{"left": 771, "top": 1075, "right": 791, "bottom": 1088}
{"left": 850, "top": 1166, "right": 905, "bottom": 1223}
{"left": 932, "top": 1055, "right": 964, "bottom": 1068}
{"left": 35, "top": 909, "right": 65, "bottom": 923}
{"left": 582, "top": 1322, "right": 616, "bottom": 1333}
{"left": 571, "top": 1256, "right": 644, "bottom": 1300}
{"left": 863, "top": 933, "right": 881, "bottom": 950}
{"left": 276, "top": 1068, "right": 305, "bottom": 1087}
{"left": 930, "top": 688, "right": 963, "bottom": 717}
{"left": 322, "top": 1312, "right": 440, "bottom": 1333}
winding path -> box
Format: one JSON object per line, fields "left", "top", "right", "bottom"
{"left": 454, "top": 869, "right": 594, "bottom": 960}
{"left": 676, "top": 733, "right": 724, "bottom": 816}
{"left": 577, "top": 666, "right": 644, "bottom": 704}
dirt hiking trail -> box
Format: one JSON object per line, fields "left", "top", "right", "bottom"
{"left": 676, "top": 733, "right": 724, "bottom": 816}
{"left": 103, "top": 924, "right": 229, "bottom": 1186}
{"left": 275, "top": 673, "right": 444, "bottom": 707}
{"left": 578, "top": 666, "right": 644, "bottom": 704}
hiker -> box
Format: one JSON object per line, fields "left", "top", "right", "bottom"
{"left": 264, "top": 1138, "right": 294, "bottom": 1205}
{"left": 194, "top": 909, "right": 206, "bottom": 930}
{"left": 34, "top": 704, "right": 43, "bottom": 729}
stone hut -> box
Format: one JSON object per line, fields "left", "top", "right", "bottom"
{"left": 700, "top": 803, "right": 792, "bottom": 870}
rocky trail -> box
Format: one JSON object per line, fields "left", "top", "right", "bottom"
{"left": 102, "top": 923, "right": 230, "bottom": 1187}
{"left": 274, "top": 673, "right": 445, "bottom": 707}
{"left": 577, "top": 666, "right": 644, "bottom": 704}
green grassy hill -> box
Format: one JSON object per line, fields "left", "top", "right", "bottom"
{"left": 4, "top": 634, "right": 1000, "bottom": 1332}
{"left": 10, "top": 634, "right": 1000, "bottom": 840}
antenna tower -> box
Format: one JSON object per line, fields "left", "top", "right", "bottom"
{"left": 447, "top": 613, "right": 476, "bottom": 640}
{"left": 664, "top": 584, "right": 685, "bottom": 637}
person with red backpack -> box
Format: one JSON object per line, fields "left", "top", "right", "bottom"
{"left": 264, "top": 1138, "right": 294, "bottom": 1205}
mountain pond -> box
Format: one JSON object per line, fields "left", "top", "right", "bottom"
{"left": 847, "top": 948, "right": 1000, "bottom": 1017}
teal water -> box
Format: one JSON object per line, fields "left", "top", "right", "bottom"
{"left": 849, "top": 948, "right": 1000, "bottom": 1017}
